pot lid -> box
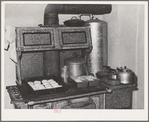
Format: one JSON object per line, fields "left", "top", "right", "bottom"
{"left": 64, "top": 16, "right": 85, "bottom": 26}
{"left": 65, "top": 58, "right": 85, "bottom": 65}
{"left": 117, "top": 66, "right": 133, "bottom": 73}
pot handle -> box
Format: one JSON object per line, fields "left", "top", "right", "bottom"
{"left": 78, "top": 14, "right": 94, "bottom": 20}
{"left": 71, "top": 16, "right": 78, "bottom": 20}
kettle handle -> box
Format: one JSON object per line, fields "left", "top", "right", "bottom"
{"left": 78, "top": 14, "right": 94, "bottom": 20}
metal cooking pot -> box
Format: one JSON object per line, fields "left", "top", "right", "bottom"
{"left": 116, "top": 66, "right": 135, "bottom": 84}
{"left": 64, "top": 16, "right": 85, "bottom": 26}
{"left": 64, "top": 57, "right": 87, "bottom": 78}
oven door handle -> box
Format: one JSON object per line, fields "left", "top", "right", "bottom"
{"left": 62, "top": 99, "right": 96, "bottom": 109}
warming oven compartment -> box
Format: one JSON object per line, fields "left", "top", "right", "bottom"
{"left": 16, "top": 26, "right": 92, "bottom": 86}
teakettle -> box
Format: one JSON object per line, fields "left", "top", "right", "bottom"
{"left": 116, "top": 66, "right": 135, "bottom": 84}
{"left": 98, "top": 66, "right": 135, "bottom": 84}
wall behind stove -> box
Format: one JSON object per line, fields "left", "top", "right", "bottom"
{"left": 4, "top": 4, "right": 145, "bottom": 109}
{"left": 102, "top": 4, "right": 145, "bottom": 109}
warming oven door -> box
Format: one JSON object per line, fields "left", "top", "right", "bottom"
{"left": 58, "top": 27, "right": 92, "bottom": 50}
{"left": 16, "top": 27, "right": 55, "bottom": 51}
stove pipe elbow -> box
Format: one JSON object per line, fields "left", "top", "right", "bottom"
{"left": 44, "top": 4, "right": 112, "bottom": 25}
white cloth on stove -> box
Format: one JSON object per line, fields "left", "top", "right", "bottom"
{"left": 5, "top": 26, "right": 17, "bottom": 63}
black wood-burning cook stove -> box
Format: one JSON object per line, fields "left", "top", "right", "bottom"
{"left": 6, "top": 4, "right": 137, "bottom": 109}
